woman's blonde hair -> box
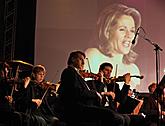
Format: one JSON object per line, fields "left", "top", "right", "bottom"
{"left": 97, "top": 3, "right": 141, "bottom": 64}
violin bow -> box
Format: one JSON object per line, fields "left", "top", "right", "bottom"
{"left": 113, "top": 64, "right": 118, "bottom": 92}
{"left": 10, "top": 65, "right": 19, "bottom": 97}
{"left": 37, "top": 85, "right": 50, "bottom": 109}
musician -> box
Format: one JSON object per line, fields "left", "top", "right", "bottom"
{"left": 148, "top": 82, "right": 157, "bottom": 94}
{"left": 86, "top": 62, "right": 131, "bottom": 111}
{"left": 15, "top": 65, "right": 59, "bottom": 126}
{"left": 0, "top": 62, "right": 22, "bottom": 126}
{"left": 57, "top": 50, "right": 131, "bottom": 126}
{"left": 140, "top": 83, "right": 165, "bottom": 126}
{"left": 86, "top": 62, "right": 148, "bottom": 126}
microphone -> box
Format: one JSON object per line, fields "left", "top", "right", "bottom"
{"left": 132, "top": 27, "right": 140, "bottom": 44}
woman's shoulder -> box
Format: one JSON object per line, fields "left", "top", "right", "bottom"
{"left": 85, "top": 47, "right": 107, "bottom": 59}
{"left": 84, "top": 48, "right": 107, "bottom": 73}
{"left": 126, "top": 63, "right": 140, "bottom": 74}
{"left": 85, "top": 48, "right": 100, "bottom": 55}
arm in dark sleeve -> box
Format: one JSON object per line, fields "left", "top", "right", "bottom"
{"left": 118, "top": 84, "right": 130, "bottom": 105}
{"left": 14, "top": 84, "right": 38, "bottom": 113}
{"left": 140, "top": 95, "right": 158, "bottom": 116}
{"left": 58, "top": 68, "right": 100, "bottom": 104}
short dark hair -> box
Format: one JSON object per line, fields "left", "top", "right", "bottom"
{"left": 99, "top": 62, "right": 113, "bottom": 72}
{"left": 67, "top": 50, "right": 86, "bottom": 65}
{"left": 148, "top": 82, "right": 156, "bottom": 92}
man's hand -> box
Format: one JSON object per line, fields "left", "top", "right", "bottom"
{"left": 101, "top": 91, "right": 115, "bottom": 100}
{"left": 5, "top": 96, "right": 13, "bottom": 104}
{"left": 24, "top": 76, "right": 31, "bottom": 88}
{"left": 32, "top": 99, "right": 42, "bottom": 107}
{"left": 123, "top": 73, "right": 131, "bottom": 85}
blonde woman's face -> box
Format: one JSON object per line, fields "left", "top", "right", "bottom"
{"left": 109, "top": 15, "right": 135, "bottom": 55}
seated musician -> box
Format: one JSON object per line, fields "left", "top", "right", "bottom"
{"left": 15, "top": 64, "right": 59, "bottom": 126}
{"left": 85, "top": 62, "right": 147, "bottom": 126}
{"left": 140, "top": 82, "right": 165, "bottom": 126}
{"left": 85, "top": 62, "right": 131, "bottom": 110}
{"left": 0, "top": 62, "right": 22, "bottom": 126}
{"left": 84, "top": 62, "right": 131, "bottom": 125}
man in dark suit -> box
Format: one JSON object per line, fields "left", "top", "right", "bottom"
{"left": 140, "top": 82, "right": 165, "bottom": 126}
{"left": 57, "top": 50, "right": 130, "bottom": 126}
{"left": 85, "top": 62, "right": 144, "bottom": 126}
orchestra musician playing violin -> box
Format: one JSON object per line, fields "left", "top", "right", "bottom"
{"left": 85, "top": 62, "right": 149, "bottom": 126}
{"left": 85, "top": 62, "right": 131, "bottom": 111}
{"left": 86, "top": 62, "right": 133, "bottom": 124}
{"left": 140, "top": 83, "right": 165, "bottom": 126}
{"left": 0, "top": 62, "right": 22, "bottom": 126}
{"left": 15, "top": 65, "right": 59, "bottom": 126}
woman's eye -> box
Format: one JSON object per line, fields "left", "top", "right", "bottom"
{"left": 119, "top": 28, "right": 125, "bottom": 31}
{"left": 131, "top": 29, "right": 135, "bottom": 33}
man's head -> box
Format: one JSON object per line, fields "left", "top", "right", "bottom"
{"left": 67, "top": 51, "right": 86, "bottom": 70}
{"left": 99, "top": 62, "right": 113, "bottom": 78}
{"left": 148, "top": 82, "right": 157, "bottom": 93}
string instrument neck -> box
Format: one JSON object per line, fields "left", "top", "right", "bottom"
{"left": 79, "top": 70, "right": 101, "bottom": 79}
{"left": 32, "top": 80, "right": 57, "bottom": 91}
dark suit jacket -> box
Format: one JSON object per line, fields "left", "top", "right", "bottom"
{"left": 141, "top": 94, "right": 158, "bottom": 116}
{"left": 140, "top": 93, "right": 165, "bottom": 124}
{"left": 57, "top": 66, "right": 100, "bottom": 114}
{"left": 57, "top": 66, "right": 132, "bottom": 125}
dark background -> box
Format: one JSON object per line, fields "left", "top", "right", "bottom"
{"left": 0, "top": 0, "right": 36, "bottom": 64}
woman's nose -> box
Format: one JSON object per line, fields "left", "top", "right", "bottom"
{"left": 125, "top": 30, "right": 133, "bottom": 39}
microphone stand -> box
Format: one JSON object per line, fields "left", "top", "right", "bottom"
{"left": 139, "top": 31, "right": 163, "bottom": 126}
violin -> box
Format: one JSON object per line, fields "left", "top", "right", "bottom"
{"left": 79, "top": 70, "right": 114, "bottom": 84}
{"left": 79, "top": 70, "right": 144, "bottom": 83}
{"left": 79, "top": 70, "right": 101, "bottom": 79}
{"left": 40, "top": 81, "right": 57, "bottom": 90}
{"left": 103, "top": 75, "right": 144, "bottom": 83}
{"left": 32, "top": 80, "right": 57, "bottom": 91}
{"left": 79, "top": 70, "right": 121, "bottom": 83}
{"left": 34, "top": 81, "right": 59, "bottom": 103}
